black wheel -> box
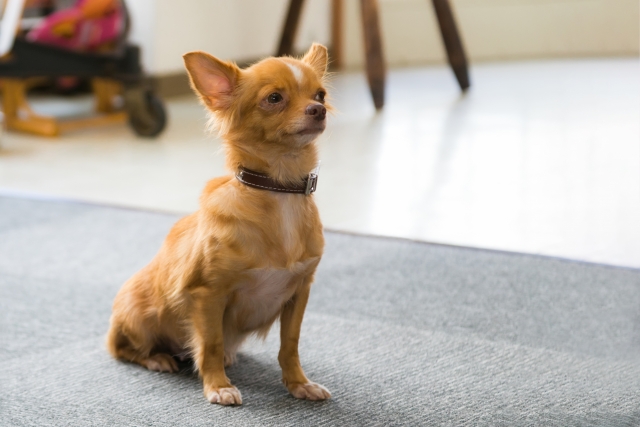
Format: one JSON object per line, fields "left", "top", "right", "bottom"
{"left": 126, "top": 89, "right": 167, "bottom": 138}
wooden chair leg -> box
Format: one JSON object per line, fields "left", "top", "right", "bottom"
{"left": 277, "top": 0, "right": 305, "bottom": 56}
{"left": 431, "top": 0, "right": 470, "bottom": 90}
{"left": 360, "top": 0, "right": 386, "bottom": 110}
{"left": 330, "top": 0, "right": 344, "bottom": 70}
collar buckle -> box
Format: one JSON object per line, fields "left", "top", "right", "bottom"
{"left": 305, "top": 172, "right": 318, "bottom": 195}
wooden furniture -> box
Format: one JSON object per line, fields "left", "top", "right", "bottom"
{"left": 1, "top": 77, "right": 127, "bottom": 137}
{"left": 277, "top": 0, "right": 470, "bottom": 110}
{"left": 0, "top": 0, "right": 166, "bottom": 137}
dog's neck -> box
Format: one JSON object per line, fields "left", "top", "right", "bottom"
{"left": 224, "top": 138, "right": 319, "bottom": 185}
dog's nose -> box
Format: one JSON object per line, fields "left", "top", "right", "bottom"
{"left": 305, "top": 103, "right": 326, "bottom": 121}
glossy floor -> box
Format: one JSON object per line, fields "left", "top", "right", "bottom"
{"left": 0, "top": 58, "right": 638, "bottom": 268}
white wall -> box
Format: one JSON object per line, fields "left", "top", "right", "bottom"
{"left": 127, "top": 0, "right": 331, "bottom": 76}
{"left": 125, "top": 0, "right": 156, "bottom": 72}
{"left": 127, "top": 0, "right": 639, "bottom": 76}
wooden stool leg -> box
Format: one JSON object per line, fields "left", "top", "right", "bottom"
{"left": 431, "top": 0, "right": 470, "bottom": 90}
{"left": 277, "top": 0, "right": 306, "bottom": 56}
{"left": 360, "top": 0, "right": 386, "bottom": 110}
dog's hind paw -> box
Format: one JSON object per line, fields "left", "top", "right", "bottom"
{"left": 224, "top": 352, "right": 237, "bottom": 367}
{"left": 206, "top": 386, "right": 243, "bottom": 406}
{"left": 287, "top": 382, "right": 331, "bottom": 401}
{"left": 144, "top": 353, "right": 178, "bottom": 373}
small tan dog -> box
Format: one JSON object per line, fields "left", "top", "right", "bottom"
{"left": 107, "top": 43, "right": 331, "bottom": 406}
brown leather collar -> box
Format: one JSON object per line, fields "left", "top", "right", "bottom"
{"left": 235, "top": 167, "right": 318, "bottom": 195}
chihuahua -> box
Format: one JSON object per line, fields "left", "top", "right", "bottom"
{"left": 106, "top": 43, "right": 331, "bottom": 406}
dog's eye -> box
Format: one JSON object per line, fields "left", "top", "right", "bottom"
{"left": 267, "top": 93, "right": 283, "bottom": 104}
{"left": 315, "top": 91, "right": 326, "bottom": 103}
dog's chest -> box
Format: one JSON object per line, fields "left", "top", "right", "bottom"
{"left": 275, "top": 194, "right": 302, "bottom": 254}
{"left": 232, "top": 258, "right": 316, "bottom": 331}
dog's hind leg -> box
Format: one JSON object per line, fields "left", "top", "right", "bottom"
{"left": 222, "top": 330, "right": 249, "bottom": 367}
{"left": 106, "top": 273, "right": 179, "bottom": 373}
{"left": 107, "top": 319, "right": 179, "bottom": 373}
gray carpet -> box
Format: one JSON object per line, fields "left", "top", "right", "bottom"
{"left": 0, "top": 195, "right": 639, "bottom": 427}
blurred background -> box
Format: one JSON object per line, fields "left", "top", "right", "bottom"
{"left": 122, "top": 0, "right": 638, "bottom": 76}
{"left": 0, "top": 0, "right": 638, "bottom": 267}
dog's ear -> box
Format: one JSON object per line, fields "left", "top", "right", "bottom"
{"left": 302, "top": 43, "right": 328, "bottom": 79}
{"left": 183, "top": 51, "right": 240, "bottom": 110}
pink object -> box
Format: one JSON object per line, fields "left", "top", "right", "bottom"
{"left": 26, "top": 0, "right": 123, "bottom": 51}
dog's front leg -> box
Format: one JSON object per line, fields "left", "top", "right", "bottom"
{"left": 279, "top": 278, "right": 331, "bottom": 401}
{"left": 191, "top": 291, "right": 242, "bottom": 406}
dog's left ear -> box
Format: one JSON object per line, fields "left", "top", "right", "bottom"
{"left": 302, "top": 43, "right": 328, "bottom": 78}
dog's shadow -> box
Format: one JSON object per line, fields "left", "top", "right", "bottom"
{"left": 172, "top": 352, "right": 324, "bottom": 406}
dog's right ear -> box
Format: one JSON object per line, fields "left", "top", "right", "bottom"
{"left": 183, "top": 51, "right": 240, "bottom": 110}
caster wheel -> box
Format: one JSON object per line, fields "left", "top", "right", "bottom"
{"left": 126, "top": 89, "right": 167, "bottom": 138}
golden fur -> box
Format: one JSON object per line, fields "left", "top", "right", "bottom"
{"left": 106, "top": 44, "right": 332, "bottom": 405}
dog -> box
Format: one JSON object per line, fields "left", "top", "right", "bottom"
{"left": 106, "top": 43, "right": 331, "bottom": 406}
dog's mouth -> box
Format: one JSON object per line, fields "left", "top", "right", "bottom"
{"left": 296, "top": 128, "right": 324, "bottom": 135}
{"left": 295, "top": 124, "right": 326, "bottom": 136}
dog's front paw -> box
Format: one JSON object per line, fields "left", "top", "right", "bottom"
{"left": 205, "top": 386, "right": 242, "bottom": 406}
{"left": 286, "top": 382, "right": 331, "bottom": 401}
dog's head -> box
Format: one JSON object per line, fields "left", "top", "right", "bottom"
{"left": 184, "top": 44, "right": 330, "bottom": 148}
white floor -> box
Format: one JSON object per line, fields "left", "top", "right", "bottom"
{"left": 1, "top": 58, "right": 638, "bottom": 268}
